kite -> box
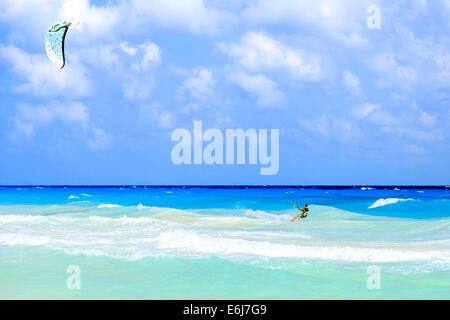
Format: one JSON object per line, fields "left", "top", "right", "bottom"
{"left": 45, "top": 21, "right": 72, "bottom": 69}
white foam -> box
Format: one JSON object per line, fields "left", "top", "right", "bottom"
{"left": 68, "top": 195, "right": 79, "bottom": 199}
{"left": 155, "top": 230, "right": 450, "bottom": 264}
{"left": 0, "top": 215, "right": 44, "bottom": 223}
{"left": 97, "top": 204, "right": 122, "bottom": 208}
{"left": 244, "top": 209, "right": 291, "bottom": 221}
{"left": 369, "top": 198, "right": 413, "bottom": 209}
{"left": 137, "top": 203, "right": 148, "bottom": 210}
{"left": 0, "top": 212, "right": 448, "bottom": 267}
{"left": 88, "top": 215, "right": 154, "bottom": 225}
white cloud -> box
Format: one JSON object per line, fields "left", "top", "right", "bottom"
{"left": 0, "top": 45, "right": 92, "bottom": 98}
{"left": 350, "top": 103, "right": 380, "bottom": 120}
{"left": 129, "top": 0, "right": 237, "bottom": 34}
{"left": 140, "top": 42, "right": 162, "bottom": 66}
{"left": 183, "top": 67, "right": 216, "bottom": 98}
{"left": 179, "top": 103, "right": 200, "bottom": 115}
{"left": 77, "top": 44, "right": 121, "bottom": 70}
{"left": 380, "top": 126, "right": 442, "bottom": 141}
{"left": 120, "top": 41, "right": 162, "bottom": 70}
{"left": 12, "top": 101, "right": 112, "bottom": 150}
{"left": 419, "top": 110, "right": 436, "bottom": 127}
{"left": 297, "top": 115, "right": 361, "bottom": 143}
{"left": 0, "top": 0, "right": 60, "bottom": 40}
{"left": 57, "top": 0, "right": 120, "bottom": 41}
{"left": 0, "top": 0, "right": 122, "bottom": 47}
{"left": 433, "top": 52, "right": 450, "bottom": 86}
{"left": 139, "top": 103, "right": 175, "bottom": 130}
{"left": 87, "top": 126, "right": 113, "bottom": 151}
{"left": 350, "top": 102, "right": 442, "bottom": 141}
{"left": 350, "top": 102, "right": 401, "bottom": 126}
{"left": 0, "top": 0, "right": 236, "bottom": 51}
{"left": 403, "top": 144, "right": 426, "bottom": 154}
{"left": 342, "top": 70, "right": 361, "bottom": 95}
{"left": 12, "top": 101, "right": 89, "bottom": 138}
{"left": 218, "top": 32, "right": 321, "bottom": 79}
{"left": 242, "top": 0, "right": 371, "bottom": 33}
{"left": 120, "top": 42, "right": 138, "bottom": 56}
{"left": 369, "top": 53, "right": 417, "bottom": 90}
{"left": 123, "top": 77, "right": 154, "bottom": 101}
{"left": 78, "top": 41, "right": 161, "bottom": 101}
{"left": 75, "top": 40, "right": 161, "bottom": 101}
{"left": 228, "top": 72, "right": 284, "bottom": 108}
{"left": 333, "top": 32, "right": 371, "bottom": 48}
{"left": 216, "top": 112, "right": 232, "bottom": 124}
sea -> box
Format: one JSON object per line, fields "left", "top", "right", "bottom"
{"left": 0, "top": 186, "right": 449, "bottom": 299}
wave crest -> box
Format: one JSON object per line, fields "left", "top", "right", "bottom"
{"left": 369, "top": 198, "right": 414, "bottom": 209}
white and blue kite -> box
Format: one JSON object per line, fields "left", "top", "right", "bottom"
{"left": 45, "top": 21, "right": 72, "bottom": 69}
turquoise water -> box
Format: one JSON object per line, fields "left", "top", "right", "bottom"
{"left": 0, "top": 186, "right": 449, "bottom": 299}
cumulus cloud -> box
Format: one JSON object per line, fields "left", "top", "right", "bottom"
{"left": 418, "top": 110, "right": 436, "bottom": 127}
{"left": 333, "top": 32, "right": 371, "bottom": 48}
{"left": 228, "top": 72, "right": 284, "bottom": 108}
{"left": 129, "top": 0, "right": 237, "bottom": 34}
{"left": 370, "top": 53, "right": 417, "bottom": 90}
{"left": 12, "top": 101, "right": 89, "bottom": 138}
{"left": 297, "top": 115, "right": 362, "bottom": 143}
{"left": 218, "top": 32, "right": 321, "bottom": 79}
{"left": 120, "top": 42, "right": 161, "bottom": 100}
{"left": 403, "top": 144, "right": 426, "bottom": 154}
{"left": 1, "top": 0, "right": 448, "bottom": 156}
{"left": 57, "top": 0, "right": 120, "bottom": 41}
{"left": 0, "top": 0, "right": 123, "bottom": 49}
{"left": 120, "top": 41, "right": 162, "bottom": 70}
{"left": 342, "top": 70, "right": 361, "bottom": 95}
{"left": 74, "top": 40, "right": 162, "bottom": 101}
{"left": 11, "top": 101, "right": 112, "bottom": 150}
{"left": 120, "top": 42, "right": 138, "bottom": 56}
{"left": 139, "top": 103, "right": 175, "bottom": 130}
{"left": 380, "top": 126, "right": 442, "bottom": 142}
{"left": 242, "top": 0, "right": 371, "bottom": 33}
{"left": 78, "top": 41, "right": 161, "bottom": 101}
{"left": 123, "top": 76, "right": 155, "bottom": 101}
{"left": 350, "top": 102, "right": 441, "bottom": 141}
{"left": 0, "top": 45, "right": 92, "bottom": 98}
{"left": 183, "top": 67, "right": 216, "bottom": 98}
{"left": 140, "top": 42, "right": 162, "bottom": 66}
{"left": 87, "top": 126, "right": 113, "bottom": 151}
{"left": 0, "top": 0, "right": 236, "bottom": 47}
{"left": 350, "top": 103, "right": 382, "bottom": 121}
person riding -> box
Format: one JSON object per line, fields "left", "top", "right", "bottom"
{"left": 292, "top": 204, "right": 309, "bottom": 222}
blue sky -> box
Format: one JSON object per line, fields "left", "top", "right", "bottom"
{"left": 0, "top": 0, "right": 449, "bottom": 185}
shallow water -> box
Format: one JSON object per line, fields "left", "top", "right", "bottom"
{"left": 0, "top": 186, "right": 449, "bottom": 299}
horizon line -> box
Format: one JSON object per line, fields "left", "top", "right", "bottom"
{"left": 1, "top": 185, "right": 449, "bottom": 189}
